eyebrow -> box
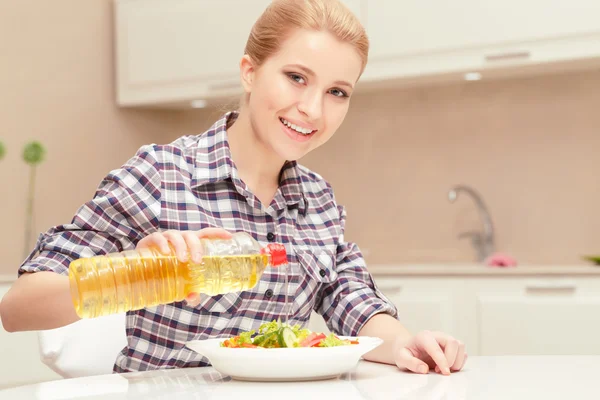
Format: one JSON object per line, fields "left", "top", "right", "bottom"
{"left": 286, "top": 64, "right": 354, "bottom": 90}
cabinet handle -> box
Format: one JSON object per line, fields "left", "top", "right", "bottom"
{"left": 484, "top": 51, "right": 531, "bottom": 62}
{"left": 525, "top": 282, "right": 576, "bottom": 295}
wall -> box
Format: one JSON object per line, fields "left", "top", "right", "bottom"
{"left": 0, "top": 1, "right": 215, "bottom": 277}
{"left": 166, "top": 69, "right": 600, "bottom": 266}
{"left": 300, "top": 69, "right": 600, "bottom": 266}
{"left": 1, "top": 2, "right": 598, "bottom": 281}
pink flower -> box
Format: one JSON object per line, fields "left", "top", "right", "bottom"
{"left": 485, "top": 252, "right": 518, "bottom": 267}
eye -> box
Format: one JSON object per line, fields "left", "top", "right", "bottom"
{"left": 329, "top": 88, "right": 349, "bottom": 98}
{"left": 287, "top": 73, "right": 306, "bottom": 84}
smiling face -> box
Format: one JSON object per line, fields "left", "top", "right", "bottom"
{"left": 239, "top": 28, "right": 363, "bottom": 162}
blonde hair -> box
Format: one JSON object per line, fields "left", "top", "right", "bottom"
{"left": 244, "top": 0, "right": 369, "bottom": 75}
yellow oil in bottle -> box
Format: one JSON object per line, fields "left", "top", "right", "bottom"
{"left": 68, "top": 248, "right": 266, "bottom": 319}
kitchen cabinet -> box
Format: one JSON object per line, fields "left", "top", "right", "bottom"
{"left": 366, "top": 268, "right": 600, "bottom": 357}
{"left": 114, "top": 0, "right": 364, "bottom": 108}
{"left": 374, "top": 278, "right": 467, "bottom": 339}
{"left": 361, "top": 0, "right": 600, "bottom": 86}
{"left": 114, "top": 0, "right": 271, "bottom": 108}
{"left": 114, "top": 0, "right": 600, "bottom": 108}
{"left": 472, "top": 277, "right": 600, "bottom": 356}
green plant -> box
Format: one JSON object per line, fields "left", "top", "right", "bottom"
{"left": 0, "top": 140, "right": 5, "bottom": 160}
{"left": 23, "top": 141, "right": 46, "bottom": 259}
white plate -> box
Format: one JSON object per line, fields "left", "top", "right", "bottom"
{"left": 185, "top": 336, "right": 383, "bottom": 382}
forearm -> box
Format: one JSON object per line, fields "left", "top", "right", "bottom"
{"left": 358, "top": 313, "right": 412, "bottom": 365}
{"left": 0, "top": 272, "right": 80, "bottom": 332}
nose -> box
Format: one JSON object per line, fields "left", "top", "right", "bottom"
{"left": 297, "top": 88, "right": 323, "bottom": 122}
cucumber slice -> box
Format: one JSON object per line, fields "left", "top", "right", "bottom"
{"left": 253, "top": 332, "right": 275, "bottom": 347}
{"left": 277, "top": 327, "right": 297, "bottom": 348}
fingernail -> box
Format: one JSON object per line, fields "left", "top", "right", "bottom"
{"left": 444, "top": 367, "right": 451, "bottom": 375}
{"left": 418, "top": 365, "right": 427, "bottom": 374}
{"left": 179, "top": 252, "right": 188, "bottom": 261}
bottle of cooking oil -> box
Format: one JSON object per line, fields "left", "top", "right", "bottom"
{"left": 68, "top": 232, "right": 287, "bottom": 319}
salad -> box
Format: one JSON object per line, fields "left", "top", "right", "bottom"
{"left": 220, "top": 320, "right": 360, "bottom": 349}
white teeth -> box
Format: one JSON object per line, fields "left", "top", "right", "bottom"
{"left": 281, "top": 118, "right": 313, "bottom": 135}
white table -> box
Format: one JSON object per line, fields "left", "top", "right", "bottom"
{"left": 2, "top": 356, "right": 599, "bottom": 399}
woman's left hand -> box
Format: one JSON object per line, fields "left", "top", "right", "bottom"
{"left": 394, "top": 330, "right": 467, "bottom": 375}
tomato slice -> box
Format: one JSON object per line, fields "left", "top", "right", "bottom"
{"left": 304, "top": 333, "right": 327, "bottom": 347}
{"left": 299, "top": 333, "right": 317, "bottom": 347}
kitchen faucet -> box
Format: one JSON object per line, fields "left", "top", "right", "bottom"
{"left": 448, "top": 184, "right": 495, "bottom": 262}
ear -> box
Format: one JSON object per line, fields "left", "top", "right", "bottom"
{"left": 239, "top": 55, "right": 255, "bottom": 94}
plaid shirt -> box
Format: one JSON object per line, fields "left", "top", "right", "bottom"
{"left": 19, "top": 111, "right": 398, "bottom": 372}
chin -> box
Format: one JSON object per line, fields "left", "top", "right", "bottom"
{"left": 273, "top": 145, "right": 310, "bottom": 162}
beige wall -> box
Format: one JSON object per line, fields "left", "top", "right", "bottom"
{"left": 300, "top": 69, "right": 600, "bottom": 266}
{"left": 1, "top": 2, "right": 598, "bottom": 277}
{"left": 0, "top": 1, "right": 214, "bottom": 276}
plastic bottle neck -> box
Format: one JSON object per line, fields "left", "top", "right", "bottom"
{"left": 261, "top": 244, "right": 287, "bottom": 267}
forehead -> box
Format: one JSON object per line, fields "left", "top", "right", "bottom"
{"left": 264, "top": 29, "right": 363, "bottom": 85}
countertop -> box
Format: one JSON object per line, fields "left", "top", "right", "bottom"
{"left": 367, "top": 263, "right": 600, "bottom": 276}
{"left": 2, "top": 356, "right": 599, "bottom": 399}
{"left": 3, "top": 264, "right": 600, "bottom": 284}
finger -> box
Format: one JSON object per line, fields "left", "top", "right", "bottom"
{"left": 163, "top": 231, "right": 189, "bottom": 262}
{"left": 138, "top": 232, "right": 171, "bottom": 255}
{"left": 418, "top": 331, "right": 451, "bottom": 375}
{"left": 197, "top": 228, "right": 233, "bottom": 239}
{"left": 395, "top": 347, "right": 429, "bottom": 374}
{"left": 182, "top": 231, "right": 203, "bottom": 263}
{"left": 443, "top": 337, "right": 459, "bottom": 368}
{"left": 432, "top": 332, "right": 461, "bottom": 370}
{"left": 456, "top": 353, "right": 468, "bottom": 371}
{"left": 451, "top": 342, "right": 466, "bottom": 371}
{"left": 185, "top": 292, "right": 201, "bottom": 307}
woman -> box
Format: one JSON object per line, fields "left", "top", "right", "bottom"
{"left": 1, "top": 0, "right": 466, "bottom": 375}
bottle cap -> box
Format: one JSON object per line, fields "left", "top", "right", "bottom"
{"left": 261, "top": 244, "right": 287, "bottom": 267}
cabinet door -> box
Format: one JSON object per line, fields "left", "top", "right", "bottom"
{"left": 366, "top": 0, "right": 600, "bottom": 60}
{"left": 115, "top": 0, "right": 271, "bottom": 106}
{"left": 472, "top": 277, "right": 600, "bottom": 355}
{"left": 361, "top": 0, "right": 600, "bottom": 85}
{"left": 373, "top": 277, "right": 469, "bottom": 342}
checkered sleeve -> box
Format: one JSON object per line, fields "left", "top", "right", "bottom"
{"left": 317, "top": 204, "right": 399, "bottom": 337}
{"left": 18, "top": 144, "right": 163, "bottom": 277}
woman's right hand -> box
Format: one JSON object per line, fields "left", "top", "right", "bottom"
{"left": 136, "top": 228, "right": 233, "bottom": 307}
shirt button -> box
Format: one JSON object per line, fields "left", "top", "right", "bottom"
{"left": 265, "top": 289, "right": 274, "bottom": 299}
{"left": 267, "top": 232, "right": 275, "bottom": 242}
{"left": 319, "top": 269, "right": 326, "bottom": 277}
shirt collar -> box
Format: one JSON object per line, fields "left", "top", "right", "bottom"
{"left": 192, "top": 111, "right": 307, "bottom": 214}
{"left": 191, "top": 111, "right": 236, "bottom": 187}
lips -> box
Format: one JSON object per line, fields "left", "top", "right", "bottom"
{"left": 279, "top": 117, "right": 317, "bottom": 142}
{"left": 279, "top": 117, "right": 316, "bottom": 135}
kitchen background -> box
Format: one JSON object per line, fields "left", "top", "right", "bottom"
{"left": 1, "top": 1, "right": 598, "bottom": 275}
{"left": 1, "top": 0, "right": 600, "bottom": 390}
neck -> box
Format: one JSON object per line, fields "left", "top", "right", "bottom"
{"left": 227, "top": 110, "right": 286, "bottom": 194}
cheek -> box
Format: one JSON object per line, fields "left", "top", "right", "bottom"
{"left": 254, "top": 75, "right": 291, "bottom": 114}
{"left": 321, "top": 103, "right": 349, "bottom": 139}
